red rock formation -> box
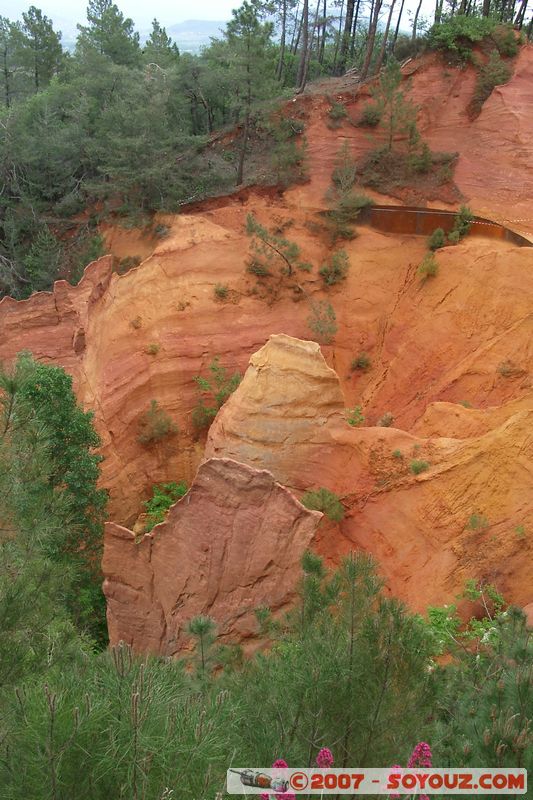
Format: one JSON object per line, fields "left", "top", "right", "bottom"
{"left": 205, "top": 334, "right": 346, "bottom": 487}
{"left": 103, "top": 458, "right": 321, "bottom": 654}
{"left": 1, "top": 48, "right": 532, "bottom": 637}
{"left": 208, "top": 335, "right": 533, "bottom": 614}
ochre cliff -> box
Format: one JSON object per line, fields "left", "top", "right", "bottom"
{"left": 1, "top": 46, "right": 532, "bottom": 644}
{"left": 103, "top": 458, "right": 321, "bottom": 654}
{"left": 207, "top": 335, "right": 532, "bottom": 614}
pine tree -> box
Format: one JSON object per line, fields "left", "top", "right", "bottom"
{"left": 0, "top": 17, "right": 26, "bottom": 106}
{"left": 142, "top": 19, "right": 179, "bottom": 69}
{"left": 23, "top": 225, "right": 63, "bottom": 293}
{"left": 7, "top": 354, "right": 109, "bottom": 643}
{"left": 20, "top": 6, "right": 63, "bottom": 91}
{"left": 76, "top": 0, "right": 141, "bottom": 66}
{"left": 371, "top": 59, "right": 419, "bottom": 152}
{"left": 223, "top": 0, "right": 274, "bottom": 184}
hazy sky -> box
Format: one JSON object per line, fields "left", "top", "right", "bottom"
{"left": 4, "top": 0, "right": 238, "bottom": 28}
{"left": 5, "top": 0, "right": 436, "bottom": 31}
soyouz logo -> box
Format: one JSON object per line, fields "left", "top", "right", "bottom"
{"left": 226, "top": 768, "right": 527, "bottom": 795}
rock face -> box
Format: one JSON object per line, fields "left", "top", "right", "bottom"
{"left": 103, "top": 458, "right": 321, "bottom": 654}
{"left": 205, "top": 334, "right": 345, "bottom": 489}
{"left": 208, "top": 336, "right": 533, "bottom": 614}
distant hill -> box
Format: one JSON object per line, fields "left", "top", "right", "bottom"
{"left": 152, "top": 19, "right": 227, "bottom": 53}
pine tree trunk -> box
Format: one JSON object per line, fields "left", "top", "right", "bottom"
{"left": 332, "top": 0, "right": 345, "bottom": 72}
{"left": 319, "top": 0, "right": 327, "bottom": 64}
{"left": 411, "top": 0, "right": 424, "bottom": 42}
{"left": 349, "top": 0, "right": 362, "bottom": 59}
{"left": 515, "top": 0, "right": 528, "bottom": 27}
{"left": 375, "top": 0, "right": 396, "bottom": 73}
{"left": 392, "top": 0, "right": 406, "bottom": 51}
{"left": 276, "top": 0, "right": 287, "bottom": 79}
{"left": 360, "top": 0, "right": 383, "bottom": 80}
{"left": 296, "top": 0, "right": 309, "bottom": 91}
{"left": 338, "top": 0, "right": 355, "bottom": 73}
{"left": 2, "top": 49, "right": 11, "bottom": 107}
{"left": 292, "top": 2, "right": 303, "bottom": 54}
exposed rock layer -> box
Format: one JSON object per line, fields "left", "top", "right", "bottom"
{"left": 103, "top": 458, "right": 321, "bottom": 653}
{"left": 208, "top": 335, "right": 533, "bottom": 613}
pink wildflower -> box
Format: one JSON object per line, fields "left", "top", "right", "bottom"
{"left": 407, "top": 741, "right": 432, "bottom": 769}
{"left": 265, "top": 758, "right": 295, "bottom": 800}
{"left": 316, "top": 747, "right": 334, "bottom": 768}
{"left": 407, "top": 742, "right": 432, "bottom": 800}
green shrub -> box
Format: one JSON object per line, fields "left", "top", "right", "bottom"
{"left": 409, "top": 143, "right": 432, "bottom": 174}
{"left": 271, "top": 138, "right": 309, "bottom": 185}
{"left": 328, "top": 101, "right": 347, "bottom": 123}
{"left": 452, "top": 204, "right": 474, "bottom": 238}
{"left": 138, "top": 400, "right": 178, "bottom": 444}
{"left": 247, "top": 260, "right": 271, "bottom": 277}
{"left": 467, "top": 513, "right": 489, "bottom": 531}
{"left": 377, "top": 411, "right": 394, "bottom": 427}
{"left": 246, "top": 213, "right": 310, "bottom": 277}
{"left": 428, "top": 228, "right": 446, "bottom": 251}
{"left": 410, "top": 459, "right": 430, "bottom": 475}
{"left": 429, "top": 16, "right": 498, "bottom": 62}
{"left": 351, "top": 352, "right": 371, "bottom": 371}
{"left": 192, "top": 358, "right": 242, "bottom": 429}
{"left": 214, "top": 283, "right": 229, "bottom": 300}
{"left": 346, "top": 406, "right": 365, "bottom": 427}
{"left": 491, "top": 24, "right": 518, "bottom": 57}
{"left": 117, "top": 255, "right": 141, "bottom": 273}
{"left": 392, "top": 449, "right": 403, "bottom": 459}
{"left": 331, "top": 142, "right": 357, "bottom": 194}
{"left": 145, "top": 343, "right": 160, "bottom": 355}
{"left": 447, "top": 230, "right": 460, "bottom": 244}
{"left": 319, "top": 250, "right": 350, "bottom": 286}
{"left": 327, "top": 193, "right": 373, "bottom": 242}
{"left": 418, "top": 253, "right": 438, "bottom": 279}
{"left": 301, "top": 487, "right": 344, "bottom": 521}
{"left": 275, "top": 116, "right": 305, "bottom": 138}
{"left": 472, "top": 51, "right": 512, "bottom": 113}
{"left": 307, "top": 300, "right": 337, "bottom": 344}
{"left": 69, "top": 233, "right": 107, "bottom": 286}
{"left": 144, "top": 481, "right": 188, "bottom": 531}
{"left": 154, "top": 223, "right": 170, "bottom": 238}
{"left": 497, "top": 359, "right": 522, "bottom": 377}
{"left": 358, "top": 104, "right": 382, "bottom": 127}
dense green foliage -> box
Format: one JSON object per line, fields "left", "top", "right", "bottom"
{"left": 0, "top": 353, "right": 107, "bottom": 650}
{"left": 144, "top": 481, "right": 188, "bottom": 530}
{"left": 0, "top": 545, "right": 530, "bottom": 797}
